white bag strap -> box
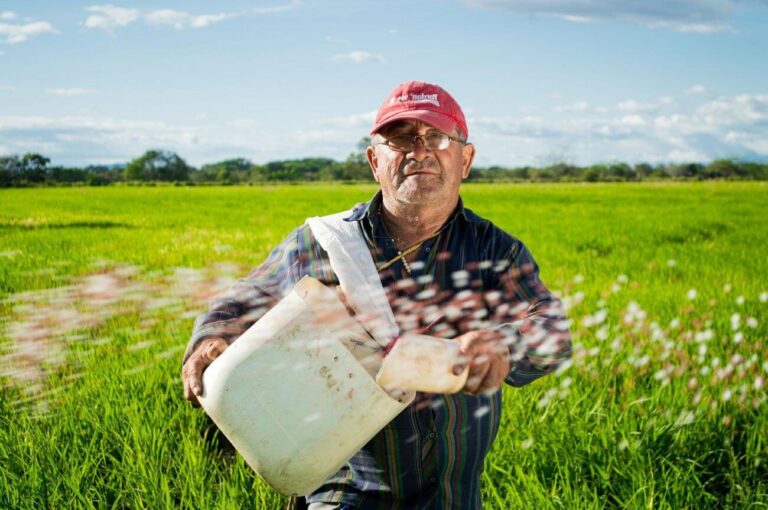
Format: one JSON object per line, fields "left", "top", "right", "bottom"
{"left": 306, "top": 211, "right": 399, "bottom": 346}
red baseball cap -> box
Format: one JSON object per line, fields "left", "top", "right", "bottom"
{"left": 371, "top": 81, "right": 468, "bottom": 139}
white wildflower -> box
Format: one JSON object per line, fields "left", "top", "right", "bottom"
{"left": 736, "top": 295, "right": 745, "bottom": 305}
{"left": 687, "top": 289, "right": 697, "bottom": 300}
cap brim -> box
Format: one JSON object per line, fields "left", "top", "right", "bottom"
{"left": 371, "top": 110, "right": 457, "bottom": 136}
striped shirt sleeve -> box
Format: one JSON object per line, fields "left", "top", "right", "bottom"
{"left": 182, "top": 227, "right": 302, "bottom": 364}
{"left": 497, "top": 241, "right": 573, "bottom": 387}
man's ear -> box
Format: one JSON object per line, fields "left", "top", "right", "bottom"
{"left": 461, "top": 143, "right": 476, "bottom": 179}
{"left": 366, "top": 145, "right": 380, "bottom": 183}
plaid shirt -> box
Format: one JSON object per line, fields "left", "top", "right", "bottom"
{"left": 185, "top": 192, "right": 572, "bottom": 509}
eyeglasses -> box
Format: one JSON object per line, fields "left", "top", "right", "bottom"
{"left": 374, "top": 132, "right": 465, "bottom": 152}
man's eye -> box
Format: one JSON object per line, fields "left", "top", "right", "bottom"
{"left": 425, "top": 133, "right": 445, "bottom": 143}
{"left": 390, "top": 136, "right": 412, "bottom": 146}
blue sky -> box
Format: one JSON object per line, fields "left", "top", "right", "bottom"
{"left": 1, "top": 0, "right": 767, "bottom": 167}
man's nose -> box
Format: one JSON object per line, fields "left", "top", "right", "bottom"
{"left": 405, "top": 136, "right": 430, "bottom": 161}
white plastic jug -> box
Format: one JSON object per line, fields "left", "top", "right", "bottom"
{"left": 198, "top": 277, "right": 415, "bottom": 497}
{"left": 377, "top": 333, "right": 469, "bottom": 394}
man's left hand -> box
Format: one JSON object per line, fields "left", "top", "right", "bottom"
{"left": 453, "top": 330, "right": 510, "bottom": 395}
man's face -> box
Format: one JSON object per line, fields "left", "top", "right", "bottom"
{"left": 366, "top": 120, "right": 476, "bottom": 208}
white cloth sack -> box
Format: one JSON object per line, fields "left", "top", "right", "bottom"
{"left": 305, "top": 211, "right": 399, "bottom": 346}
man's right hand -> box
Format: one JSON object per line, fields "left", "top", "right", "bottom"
{"left": 182, "top": 337, "right": 229, "bottom": 406}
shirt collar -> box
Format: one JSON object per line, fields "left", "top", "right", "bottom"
{"left": 343, "top": 191, "right": 478, "bottom": 224}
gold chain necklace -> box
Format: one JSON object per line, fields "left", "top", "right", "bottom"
{"left": 376, "top": 203, "right": 439, "bottom": 275}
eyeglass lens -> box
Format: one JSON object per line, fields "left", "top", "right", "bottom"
{"left": 388, "top": 134, "right": 449, "bottom": 151}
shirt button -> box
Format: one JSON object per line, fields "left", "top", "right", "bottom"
{"left": 429, "top": 476, "right": 437, "bottom": 485}
{"left": 428, "top": 432, "right": 436, "bottom": 439}
{"left": 425, "top": 247, "right": 430, "bottom": 252}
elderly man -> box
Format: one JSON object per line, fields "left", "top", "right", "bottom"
{"left": 182, "top": 81, "right": 572, "bottom": 509}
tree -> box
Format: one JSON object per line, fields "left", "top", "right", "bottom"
{"left": 124, "top": 150, "right": 191, "bottom": 181}
{"left": 341, "top": 137, "right": 374, "bottom": 181}
{"left": 0, "top": 153, "right": 50, "bottom": 185}
{"left": 198, "top": 158, "right": 252, "bottom": 183}
{"left": 21, "top": 153, "right": 50, "bottom": 182}
{"left": 0, "top": 155, "right": 22, "bottom": 186}
{"left": 634, "top": 163, "right": 654, "bottom": 179}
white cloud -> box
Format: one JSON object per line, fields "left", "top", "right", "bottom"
{"left": 616, "top": 99, "right": 663, "bottom": 113}
{"left": 686, "top": 84, "right": 711, "bottom": 95}
{"left": 84, "top": 5, "right": 139, "bottom": 32}
{"left": 84, "top": 2, "right": 297, "bottom": 33}
{"left": 320, "top": 111, "right": 377, "bottom": 129}
{"left": 84, "top": 5, "right": 236, "bottom": 32}
{"left": 553, "top": 101, "right": 590, "bottom": 113}
{"left": 332, "top": 51, "right": 385, "bottom": 64}
{"left": 1, "top": 11, "right": 16, "bottom": 20}
{"left": 618, "top": 114, "right": 647, "bottom": 127}
{"left": 460, "top": 0, "right": 759, "bottom": 32}
{"left": 0, "top": 114, "right": 359, "bottom": 167}
{"left": 471, "top": 91, "right": 768, "bottom": 165}
{"left": 324, "top": 35, "right": 348, "bottom": 44}
{"left": 0, "top": 20, "right": 57, "bottom": 44}
{"left": 252, "top": 0, "right": 301, "bottom": 15}
{"left": 46, "top": 88, "right": 98, "bottom": 96}
{"left": 3, "top": 92, "right": 767, "bottom": 167}
{"left": 562, "top": 15, "right": 594, "bottom": 23}
{"left": 144, "top": 9, "right": 235, "bottom": 30}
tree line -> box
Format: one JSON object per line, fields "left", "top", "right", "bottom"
{"left": 2, "top": 139, "right": 766, "bottom": 187}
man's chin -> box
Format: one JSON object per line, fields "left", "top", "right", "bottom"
{"left": 393, "top": 184, "right": 444, "bottom": 205}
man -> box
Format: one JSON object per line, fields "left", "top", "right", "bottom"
{"left": 182, "top": 81, "right": 572, "bottom": 509}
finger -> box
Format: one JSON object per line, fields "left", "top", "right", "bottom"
{"left": 182, "top": 356, "right": 208, "bottom": 397}
{"left": 183, "top": 375, "right": 201, "bottom": 407}
{"left": 205, "top": 338, "right": 228, "bottom": 361}
{"left": 477, "top": 357, "right": 507, "bottom": 394}
{"left": 455, "top": 335, "right": 480, "bottom": 374}
{"left": 465, "top": 359, "right": 491, "bottom": 394}
{"left": 189, "top": 360, "right": 206, "bottom": 397}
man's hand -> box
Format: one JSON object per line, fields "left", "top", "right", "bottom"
{"left": 453, "top": 330, "right": 510, "bottom": 395}
{"left": 182, "top": 337, "right": 229, "bottom": 406}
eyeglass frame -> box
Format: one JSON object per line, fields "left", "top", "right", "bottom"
{"left": 372, "top": 132, "right": 467, "bottom": 153}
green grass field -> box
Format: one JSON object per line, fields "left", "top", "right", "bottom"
{"left": 1, "top": 182, "right": 766, "bottom": 509}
